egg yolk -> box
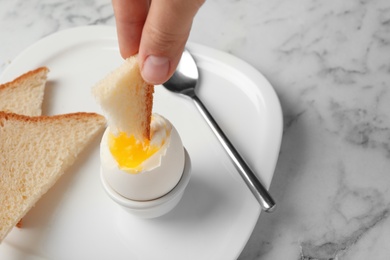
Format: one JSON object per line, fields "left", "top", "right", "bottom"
{"left": 108, "top": 132, "right": 160, "bottom": 172}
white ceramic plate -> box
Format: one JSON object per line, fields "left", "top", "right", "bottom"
{"left": 0, "top": 26, "right": 282, "bottom": 260}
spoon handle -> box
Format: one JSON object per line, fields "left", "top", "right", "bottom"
{"left": 192, "top": 95, "right": 276, "bottom": 212}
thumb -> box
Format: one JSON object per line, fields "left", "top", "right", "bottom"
{"left": 138, "top": 0, "right": 204, "bottom": 85}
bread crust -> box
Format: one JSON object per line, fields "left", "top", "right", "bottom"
{"left": 0, "top": 67, "right": 49, "bottom": 91}
{"left": 0, "top": 111, "right": 105, "bottom": 124}
{"left": 144, "top": 84, "right": 154, "bottom": 140}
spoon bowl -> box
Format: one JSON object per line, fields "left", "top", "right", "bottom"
{"left": 163, "top": 49, "right": 276, "bottom": 212}
{"left": 163, "top": 51, "right": 198, "bottom": 97}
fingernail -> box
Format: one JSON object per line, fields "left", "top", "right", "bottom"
{"left": 141, "top": 55, "right": 170, "bottom": 84}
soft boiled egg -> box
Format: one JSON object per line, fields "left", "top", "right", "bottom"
{"left": 100, "top": 114, "right": 185, "bottom": 201}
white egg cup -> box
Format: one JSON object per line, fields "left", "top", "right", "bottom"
{"left": 100, "top": 149, "right": 191, "bottom": 219}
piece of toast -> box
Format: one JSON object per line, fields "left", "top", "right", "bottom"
{"left": 92, "top": 56, "right": 154, "bottom": 140}
{"left": 0, "top": 67, "right": 49, "bottom": 116}
{"left": 0, "top": 111, "right": 106, "bottom": 242}
{"left": 0, "top": 67, "right": 49, "bottom": 228}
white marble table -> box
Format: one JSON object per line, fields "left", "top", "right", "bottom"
{"left": 1, "top": 0, "right": 390, "bottom": 259}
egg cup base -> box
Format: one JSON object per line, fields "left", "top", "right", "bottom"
{"left": 100, "top": 149, "right": 191, "bottom": 219}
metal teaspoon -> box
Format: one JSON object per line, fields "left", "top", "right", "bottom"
{"left": 162, "top": 49, "right": 276, "bottom": 212}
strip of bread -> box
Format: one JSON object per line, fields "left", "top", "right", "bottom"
{"left": 92, "top": 56, "right": 154, "bottom": 140}
{"left": 0, "top": 67, "right": 49, "bottom": 116}
{"left": 0, "top": 111, "right": 106, "bottom": 242}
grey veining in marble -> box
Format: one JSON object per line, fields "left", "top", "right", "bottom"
{"left": 1, "top": 0, "right": 390, "bottom": 259}
{"left": 0, "top": 0, "right": 115, "bottom": 71}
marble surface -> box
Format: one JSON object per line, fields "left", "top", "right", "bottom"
{"left": 1, "top": 0, "right": 390, "bottom": 259}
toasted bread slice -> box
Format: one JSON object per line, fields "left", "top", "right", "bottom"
{"left": 0, "top": 67, "right": 49, "bottom": 116}
{"left": 0, "top": 67, "right": 48, "bottom": 229}
{"left": 92, "top": 56, "right": 154, "bottom": 140}
{"left": 0, "top": 112, "right": 106, "bottom": 242}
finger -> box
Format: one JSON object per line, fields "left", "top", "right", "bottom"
{"left": 112, "top": 0, "right": 150, "bottom": 58}
{"left": 138, "top": 0, "right": 204, "bottom": 84}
